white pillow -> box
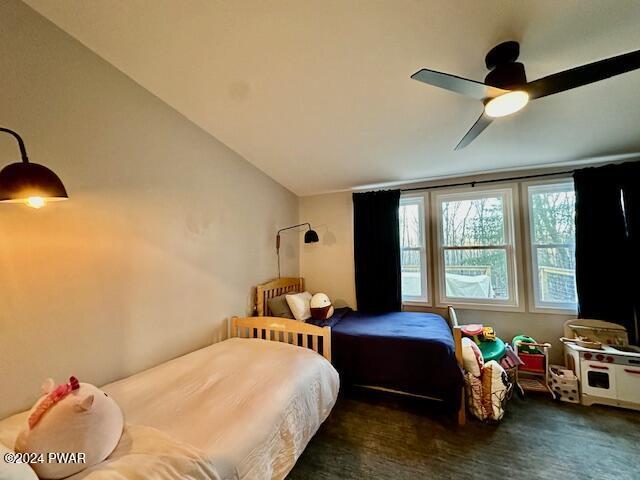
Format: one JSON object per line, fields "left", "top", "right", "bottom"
{"left": 285, "top": 291, "right": 312, "bottom": 321}
{"left": 0, "top": 442, "right": 39, "bottom": 480}
{"left": 461, "top": 337, "right": 484, "bottom": 377}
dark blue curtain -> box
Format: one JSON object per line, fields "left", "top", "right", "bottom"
{"left": 620, "top": 162, "right": 640, "bottom": 344}
{"left": 574, "top": 161, "right": 640, "bottom": 344}
{"left": 353, "top": 190, "right": 401, "bottom": 313}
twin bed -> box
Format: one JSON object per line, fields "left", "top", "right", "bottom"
{"left": 0, "top": 277, "right": 464, "bottom": 480}
{"left": 0, "top": 337, "right": 338, "bottom": 480}
{"left": 254, "top": 277, "right": 466, "bottom": 424}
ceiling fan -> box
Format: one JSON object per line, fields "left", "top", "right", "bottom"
{"left": 411, "top": 41, "right": 640, "bottom": 150}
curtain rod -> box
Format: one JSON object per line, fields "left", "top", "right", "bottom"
{"left": 400, "top": 169, "right": 575, "bottom": 193}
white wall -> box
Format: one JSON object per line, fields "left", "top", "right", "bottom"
{"left": 300, "top": 193, "right": 356, "bottom": 308}
{"left": 0, "top": 0, "right": 298, "bottom": 418}
{"left": 300, "top": 188, "right": 574, "bottom": 364}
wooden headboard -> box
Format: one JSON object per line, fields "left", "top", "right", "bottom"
{"left": 255, "top": 277, "right": 459, "bottom": 330}
{"left": 256, "top": 277, "right": 305, "bottom": 316}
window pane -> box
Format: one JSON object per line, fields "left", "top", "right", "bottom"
{"left": 441, "top": 196, "right": 505, "bottom": 246}
{"left": 529, "top": 183, "right": 577, "bottom": 308}
{"left": 536, "top": 246, "right": 577, "bottom": 303}
{"left": 400, "top": 200, "right": 424, "bottom": 248}
{"left": 530, "top": 186, "right": 575, "bottom": 244}
{"left": 401, "top": 249, "right": 423, "bottom": 297}
{"left": 444, "top": 248, "right": 508, "bottom": 299}
{"left": 400, "top": 196, "right": 427, "bottom": 301}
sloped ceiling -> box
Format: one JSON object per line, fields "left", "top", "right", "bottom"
{"left": 24, "top": 0, "right": 640, "bottom": 195}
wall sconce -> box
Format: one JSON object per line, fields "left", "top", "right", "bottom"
{"left": 276, "top": 222, "right": 318, "bottom": 278}
{"left": 0, "top": 127, "right": 68, "bottom": 208}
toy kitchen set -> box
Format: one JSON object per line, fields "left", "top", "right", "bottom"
{"left": 562, "top": 319, "right": 640, "bottom": 411}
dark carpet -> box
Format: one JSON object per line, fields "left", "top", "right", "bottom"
{"left": 289, "top": 388, "right": 640, "bottom": 480}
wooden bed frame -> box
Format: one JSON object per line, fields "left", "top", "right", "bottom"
{"left": 231, "top": 315, "right": 331, "bottom": 361}
{"left": 236, "top": 277, "right": 465, "bottom": 425}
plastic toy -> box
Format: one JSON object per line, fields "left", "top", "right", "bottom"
{"left": 512, "top": 334, "right": 541, "bottom": 354}
{"left": 478, "top": 337, "right": 506, "bottom": 362}
{"left": 461, "top": 324, "right": 505, "bottom": 362}
{"left": 482, "top": 326, "right": 496, "bottom": 341}
{"left": 461, "top": 324, "right": 484, "bottom": 345}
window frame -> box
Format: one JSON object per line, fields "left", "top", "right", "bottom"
{"left": 399, "top": 192, "right": 431, "bottom": 306}
{"left": 432, "top": 184, "right": 524, "bottom": 312}
{"left": 523, "top": 178, "right": 578, "bottom": 314}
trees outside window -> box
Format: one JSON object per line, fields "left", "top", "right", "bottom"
{"left": 399, "top": 194, "right": 428, "bottom": 303}
{"left": 435, "top": 187, "right": 518, "bottom": 307}
{"left": 399, "top": 179, "right": 576, "bottom": 313}
{"left": 526, "top": 182, "right": 577, "bottom": 311}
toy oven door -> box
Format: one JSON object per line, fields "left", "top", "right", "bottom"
{"left": 581, "top": 361, "right": 616, "bottom": 399}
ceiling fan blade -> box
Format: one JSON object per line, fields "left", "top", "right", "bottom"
{"left": 411, "top": 68, "right": 508, "bottom": 100}
{"left": 526, "top": 49, "right": 640, "bottom": 99}
{"left": 455, "top": 113, "right": 493, "bottom": 150}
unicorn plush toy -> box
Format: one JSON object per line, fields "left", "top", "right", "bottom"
{"left": 15, "top": 377, "right": 124, "bottom": 479}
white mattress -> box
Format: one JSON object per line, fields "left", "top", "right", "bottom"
{"left": 0, "top": 338, "right": 339, "bottom": 480}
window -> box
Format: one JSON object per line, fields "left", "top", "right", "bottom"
{"left": 399, "top": 194, "right": 429, "bottom": 303}
{"left": 397, "top": 178, "right": 575, "bottom": 313}
{"left": 434, "top": 187, "right": 519, "bottom": 308}
{"left": 526, "top": 181, "right": 577, "bottom": 311}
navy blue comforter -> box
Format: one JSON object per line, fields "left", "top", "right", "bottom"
{"left": 309, "top": 308, "right": 463, "bottom": 409}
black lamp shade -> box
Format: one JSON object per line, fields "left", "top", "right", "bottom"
{"left": 304, "top": 229, "right": 319, "bottom": 243}
{"left": 0, "top": 161, "right": 68, "bottom": 203}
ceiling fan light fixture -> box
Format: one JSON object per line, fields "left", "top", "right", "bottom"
{"left": 484, "top": 90, "right": 529, "bottom": 118}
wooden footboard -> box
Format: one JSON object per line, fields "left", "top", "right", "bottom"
{"left": 232, "top": 316, "right": 331, "bottom": 362}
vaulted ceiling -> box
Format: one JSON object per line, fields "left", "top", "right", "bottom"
{"left": 24, "top": 0, "right": 640, "bottom": 195}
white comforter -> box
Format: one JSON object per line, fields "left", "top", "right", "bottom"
{"left": 70, "top": 424, "right": 222, "bottom": 480}
{"left": 0, "top": 338, "right": 339, "bottom": 480}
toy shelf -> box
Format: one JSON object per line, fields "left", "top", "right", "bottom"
{"left": 514, "top": 340, "right": 556, "bottom": 399}
{"left": 519, "top": 377, "right": 551, "bottom": 394}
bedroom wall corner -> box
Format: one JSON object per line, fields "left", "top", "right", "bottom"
{"left": 299, "top": 192, "right": 356, "bottom": 308}
{"left": 0, "top": 0, "right": 298, "bottom": 418}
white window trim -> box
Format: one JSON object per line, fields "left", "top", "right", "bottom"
{"left": 400, "top": 192, "right": 431, "bottom": 306}
{"left": 522, "top": 178, "right": 578, "bottom": 314}
{"left": 432, "top": 184, "right": 525, "bottom": 312}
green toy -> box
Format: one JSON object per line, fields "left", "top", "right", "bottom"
{"left": 512, "top": 335, "right": 541, "bottom": 354}
{"left": 461, "top": 324, "right": 506, "bottom": 362}
{"left": 478, "top": 337, "right": 506, "bottom": 362}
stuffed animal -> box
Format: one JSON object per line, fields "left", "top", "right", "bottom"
{"left": 15, "top": 377, "right": 124, "bottom": 479}
{"left": 309, "top": 293, "right": 334, "bottom": 320}
{"left": 460, "top": 337, "right": 484, "bottom": 377}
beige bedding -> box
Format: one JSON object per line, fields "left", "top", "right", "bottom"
{"left": 69, "top": 424, "right": 222, "bottom": 480}
{"left": 0, "top": 338, "right": 339, "bottom": 480}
